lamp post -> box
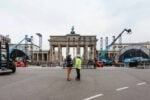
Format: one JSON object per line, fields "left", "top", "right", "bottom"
{"left": 36, "top": 33, "right": 42, "bottom": 65}
{"left": 30, "top": 36, "right": 33, "bottom": 63}
{"left": 36, "top": 33, "right": 42, "bottom": 51}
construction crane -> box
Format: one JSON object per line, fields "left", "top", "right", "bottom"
{"left": 9, "top": 35, "right": 33, "bottom": 53}
{"left": 99, "top": 29, "right": 132, "bottom": 65}
{"left": 9, "top": 35, "right": 33, "bottom": 67}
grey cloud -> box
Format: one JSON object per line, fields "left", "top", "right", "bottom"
{"left": 0, "top": 0, "right": 150, "bottom": 49}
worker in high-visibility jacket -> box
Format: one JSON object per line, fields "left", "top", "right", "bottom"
{"left": 75, "top": 55, "right": 82, "bottom": 81}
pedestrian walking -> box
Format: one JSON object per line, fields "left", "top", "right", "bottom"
{"left": 66, "top": 54, "right": 73, "bottom": 81}
{"left": 75, "top": 55, "right": 82, "bottom": 81}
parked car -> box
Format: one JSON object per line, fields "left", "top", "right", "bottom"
{"left": 101, "top": 58, "right": 113, "bottom": 66}
{"left": 15, "top": 61, "right": 25, "bottom": 67}
{"left": 96, "top": 61, "right": 104, "bottom": 67}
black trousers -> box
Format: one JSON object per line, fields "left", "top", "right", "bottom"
{"left": 76, "top": 68, "right": 80, "bottom": 79}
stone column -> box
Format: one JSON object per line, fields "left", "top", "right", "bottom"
{"left": 90, "top": 47, "right": 92, "bottom": 60}
{"left": 58, "top": 44, "right": 62, "bottom": 65}
{"left": 90, "top": 46, "right": 93, "bottom": 60}
{"left": 36, "top": 52, "right": 39, "bottom": 62}
{"left": 84, "top": 45, "right": 88, "bottom": 63}
{"left": 38, "top": 53, "right": 41, "bottom": 64}
{"left": 53, "top": 47, "right": 55, "bottom": 64}
{"left": 47, "top": 52, "right": 49, "bottom": 63}
{"left": 50, "top": 45, "right": 54, "bottom": 64}
{"left": 50, "top": 46, "right": 52, "bottom": 64}
{"left": 91, "top": 45, "right": 95, "bottom": 60}
{"left": 32, "top": 52, "right": 35, "bottom": 62}
{"left": 39, "top": 53, "right": 41, "bottom": 63}
{"left": 60, "top": 47, "right": 62, "bottom": 64}
{"left": 33, "top": 53, "right": 36, "bottom": 63}
{"left": 41, "top": 51, "right": 44, "bottom": 64}
{"left": 94, "top": 45, "right": 97, "bottom": 59}
{"left": 91, "top": 45, "right": 97, "bottom": 60}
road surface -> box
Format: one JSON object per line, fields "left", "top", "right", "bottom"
{"left": 0, "top": 66, "right": 150, "bottom": 100}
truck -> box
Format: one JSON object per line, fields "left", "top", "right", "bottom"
{"left": 0, "top": 42, "right": 16, "bottom": 73}
{"left": 124, "top": 57, "right": 150, "bottom": 67}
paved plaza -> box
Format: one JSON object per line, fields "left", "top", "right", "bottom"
{"left": 0, "top": 66, "right": 150, "bottom": 100}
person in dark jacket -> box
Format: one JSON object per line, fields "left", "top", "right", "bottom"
{"left": 66, "top": 54, "right": 73, "bottom": 81}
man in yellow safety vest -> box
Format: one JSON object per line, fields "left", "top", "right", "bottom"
{"left": 75, "top": 55, "right": 82, "bottom": 81}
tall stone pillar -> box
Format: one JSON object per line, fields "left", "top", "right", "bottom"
{"left": 50, "top": 45, "right": 54, "bottom": 64}
{"left": 41, "top": 52, "right": 43, "bottom": 63}
{"left": 91, "top": 45, "right": 95, "bottom": 60}
{"left": 32, "top": 52, "right": 35, "bottom": 62}
{"left": 84, "top": 45, "right": 88, "bottom": 63}
{"left": 91, "top": 45, "right": 96, "bottom": 60}
{"left": 50, "top": 46, "right": 52, "bottom": 64}
{"left": 37, "top": 53, "right": 39, "bottom": 62}
{"left": 93, "top": 45, "right": 98, "bottom": 59}
{"left": 47, "top": 52, "right": 49, "bottom": 63}
{"left": 60, "top": 47, "right": 62, "bottom": 64}
{"left": 58, "top": 44, "right": 62, "bottom": 65}
{"left": 94, "top": 45, "right": 97, "bottom": 59}
{"left": 53, "top": 47, "right": 55, "bottom": 64}
{"left": 90, "top": 47, "right": 92, "bottom": 60}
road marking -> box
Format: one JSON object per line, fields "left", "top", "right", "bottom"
{"left": 83, "top": 94, "right": 103, "bottom": 100}
{"left": 116, "top": 87, "right": 129, "bottom": 91}
{"left": 137, "top": 82, "right": 146, "bottom": 86}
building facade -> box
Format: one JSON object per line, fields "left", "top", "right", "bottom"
{"left": 32, "top": 50, "right": 49, "bottom": 65}
{"left": 0, "top": 34, "right": 11, "bottom": 43}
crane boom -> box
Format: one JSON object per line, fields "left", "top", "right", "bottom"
{"left": 99, "top": 29, "right": 131, "bottom": 59}
{"left": 9, "top": 37, "right": 32, "bottom": 53}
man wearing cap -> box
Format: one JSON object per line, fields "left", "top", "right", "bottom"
{"left": 75, "top": 55, "right": 82, "bottom": 81}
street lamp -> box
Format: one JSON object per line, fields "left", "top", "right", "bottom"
{"left": 30, "top": 36, "right": 33, "bottom": 62}
{"left": 36, "top": 33, "right": 42, "bottom": 51}
{"left": 125, "top": 29, "right": 132, "bottom": 33}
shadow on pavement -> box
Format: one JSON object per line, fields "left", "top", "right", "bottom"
{"left": 0, "top": 71, "right": 13, "bottom": 76}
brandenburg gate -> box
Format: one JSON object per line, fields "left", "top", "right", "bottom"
{"left": 48, "top": 27, "right": 97, "bottom": 65}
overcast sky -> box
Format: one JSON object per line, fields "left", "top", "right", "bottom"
{"left": 0, "top": 0, "right": 150, "bottom": 50}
